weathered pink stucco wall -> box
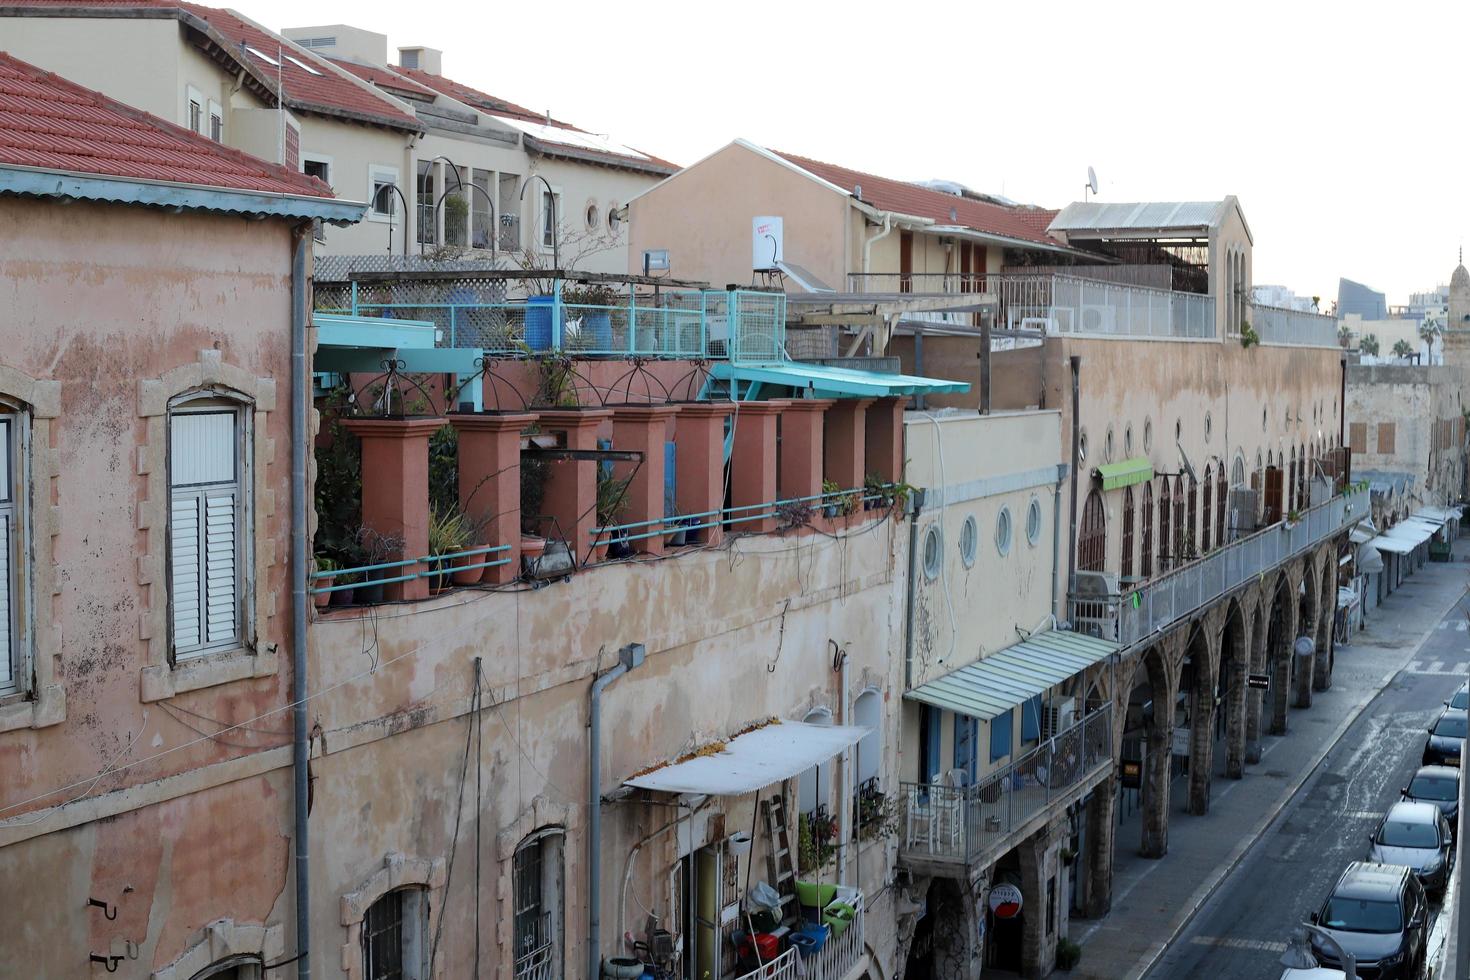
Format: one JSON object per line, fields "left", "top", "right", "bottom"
{"left": 0, "top": 196, "right": 298, "bottom": 975}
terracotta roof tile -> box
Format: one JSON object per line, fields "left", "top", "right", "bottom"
{"left": 328, "top": 58, "right": 438, "bottom": 100}
{"left": 3, "top": 0, "right": 421, "bottom": 131}
{"left": 772, "top": 149, "right": 1063, "bottom": 248}
{"left": 0, "top": 51, "right": 332, "bottom": 196}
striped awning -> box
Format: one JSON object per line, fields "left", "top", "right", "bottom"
{"left": 905, "top": 629, "right": 1117, "bottom": 721}
{"left": 1095, "top": 457, "right": 1154, "bottom": 492}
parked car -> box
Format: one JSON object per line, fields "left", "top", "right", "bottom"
{"left": 1279, "top": 970, "right": 1347, "bottom": 980}
{"left": 1422, "top": 707, "right": 1467, "bottom": 767}
{"left": 1310, "top": 862, "right": 1428, "bottom": 980}
{"left": 1368, "top": 801, "right": 1454, "bottom": 894}
{"left": 1447, "top": 681, "right": 1468, "bottom": 711}
{"left": 1402, "top": 765, "right": 1460, "bottom": 834}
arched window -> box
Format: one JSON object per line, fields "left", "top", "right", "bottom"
{"left": 1158, "top": 477, "right": 1173, "bottom": 569}
{"left": 1120, "top": 486, "right": 1135, "bottom": 579}
{"left": 1299, "top": 442, "right": 1308, "bottom": 506}
{"left": 1201, "top": 464, "right": 1213, "bottom": 554}
{"left": 1140, "top": 482, "right": 1154, "bottom": 579}
{"left": 362, "top": 886, "right": 429, "bottom": 980}
{"left": 1174, "top": 475, "right": 1187, "bottom": 562}
{"left": 1231, "top": 454, "right": 1246, "bottom": 488}
{"left": 0, "top": 399, "right": 30, "bottom": 698}
{"left": 798, "top": 706, "right": 833, "bottom": 814}
{"left": 1288, "top": 447, "right": 1296, "bottom": 513}
{"left": 1078, "top": 489, "right": 1106, "bottom": 572}
{"left": 1186, "top": 474, "right": 1198, "bottom": 557}
{"left": 1216, "top": 464, "right": 1228, "bottom": 545}
{"left": 188, "top": 958, "right": 262, "bottom": 980}
{"left": 513, "top": 828, "right": 565, "bottom": 980}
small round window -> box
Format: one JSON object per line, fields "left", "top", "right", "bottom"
{"left": 1105, "top": 425, "right": 1115, "bottom": 463}
{"left": 584, "top": 202, "right": 600, "bottom": 230}
{"left": 1026, "top": 497, "right": 1043, "bottom": 546}
{"left": 1125, "top": 423, "right": 1134, "bottom": 456}
{"left": 959, "top": 515, "right": 978, "bottom": 568}
{"left": 1078, "top": 428, "right": 1088, "bottom": 462}
{"left": 996, "top": 507, "right": 1013, "bottom": 556}
{"left": 922, "top": 523, "right": 942, "bottom": 580}
{"left": 607, "top": 203, "right": 622, "bottom": 233}
{"left": 1204, "top": 411, "right": 1213, "bottom": 442}
{"left": 1143, "top": 418, "right": 1153, "bottom": 454}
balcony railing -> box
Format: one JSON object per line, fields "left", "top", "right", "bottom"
{"left": 1249, "top": 302, "right": 1339, "bottom": 348}
{"left": 898, "top": 704, "right": 1113, "bottom": 867}
{"left": 806, "top": 891, "right": 865, "bottom": 980}
{"left": 735, "top": 948, "right": 799, "bottom": 980}
{"left": 1072, "top": 485, "right": 1370, "bottom": 648}
{"left": 324, "top": 280, "right": 787, "bottom": 362}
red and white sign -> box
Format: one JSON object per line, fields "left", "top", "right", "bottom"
{"left": 987, "top": 883, "right": 1023, "bottom": 919}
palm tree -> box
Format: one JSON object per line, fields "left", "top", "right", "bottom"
{"left": 1359, "top": 333, "right": 1380, "bottom": 356}
{"left": 1337, "top": 324, "right": 1354, "bottom": 349}
{"left": 1392, "top": 338, "right": 1414, "bottom": 359}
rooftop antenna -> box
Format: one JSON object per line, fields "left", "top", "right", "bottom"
{"left": 1084, "top": 166, "right": 1099, "bottom": 202}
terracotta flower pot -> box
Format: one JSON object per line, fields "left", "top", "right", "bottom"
{"left": 451, "top": 552, "right": 480, "bottom": 586}
{"left": 520, "top": 535, "right": 547, "bottom": 576}
{"left": 313, "top": 576, "right": 334, "bottom": 609}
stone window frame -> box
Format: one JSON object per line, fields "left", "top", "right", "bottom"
{"left": 495, "top": 795, "right": 576, "bottom": 976}
{"left": 151, "top": 918, "right": 283, "bottom": 980}
{"left": 0, "top": 367, "right": 61, "bottom": 734}
{"left": 340, "top": 852, "right": 447, "bottom": 980}
{"left": 138, "top": 350, "right": 278, "bottom": 702}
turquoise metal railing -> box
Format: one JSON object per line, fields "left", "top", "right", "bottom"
{"left": 591, "top": 484, "right": 901, "bottom": 546}
{"left": 310, "top": 544, "right": 511, "bottom": 595}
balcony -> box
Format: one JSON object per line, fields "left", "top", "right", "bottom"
{"left": 1248, "top": 302, "right": 1339, "bottom": 348}
{"left": 1072, "top": 485, "right": 1370, "bottom": 648}
{"left": 898, "top": 705, "right": 1113, "bottom": 871}
{"left": 319, "top": 274, "right": 786, "bottom": 362}
{"left": 728, "top": 895, "right": 864, "bottom": 980}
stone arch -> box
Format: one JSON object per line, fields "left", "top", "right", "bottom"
{"left": 1184, "top": 619, "right": 1219, "bottom": 815}
{"left": 1265, "top": 572, "right": 1297, "bottom": 735}
{"left": 1295, "top": 557, "right": 1319, "bottom": 708}
{"left": 1136, "top": 641, "right": 1177, "bottom": 858}
{"left": 1315, "top": 548, "right": 1336, "bottom": 690}
{"left": 1219, "top": 599, "right": 1251, "bottom": 779}
{"left": 151, "top": 919, "right": 285, "bottom": 980}
{"left": 339, "top": 852, "right": 448, "bottom": 980}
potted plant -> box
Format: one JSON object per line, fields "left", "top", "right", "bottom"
{"left": 563, "top": 283, "right": 619, "bottom": 352}
{"left": 664, "top": 503, "right": 688, "bottom": 548}
{"left": 863, "top": 472, "right": 886, "bottom": 511}
{"left": 1285, "top": 508, "right": 1302, "bottom": 528}
{"left": 595, "top": 471, "right": 633, "bottom": 562}
{"left": 821, "top": 479, "right": 842, "bottom": 518}
{"left": 427, "top": 504, "right": 473, "bottom": 592}
{"left": 349, "top": 526, "right": 403, "bottom": 604}
{"left": 313, "top": 555, "right": 338, "bottom": 609}
{"left": 1056, "top": 937, "right": 1082, "bottom": 971}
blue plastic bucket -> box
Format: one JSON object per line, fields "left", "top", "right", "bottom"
{"left": 525, "top": 294, "right": 558, "bottom": 350}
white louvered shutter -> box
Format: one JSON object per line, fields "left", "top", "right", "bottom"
{"left": 0, "top": 512, "right": 11, "bottom": 692}
{"left": 0, "top": 415, "right": 17, "bottom": 694}
{"left": 170, "top": 410, "right": 240, "bottom": 658}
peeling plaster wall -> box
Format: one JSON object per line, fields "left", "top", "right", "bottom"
{"left": 0, "top": 197, "right": 297, "bottom": 974}
{"left": 307, "top": 519, "right": 907, "bottom": 978}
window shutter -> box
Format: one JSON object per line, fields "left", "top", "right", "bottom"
{"left": 171, "top": 492, "right": 203, "bottom": 652}
{"left": 0, "top": 514, "right": 11, "bottom": 690}
{"left": 204, "top": 489, "right": 238, "bottom": 646}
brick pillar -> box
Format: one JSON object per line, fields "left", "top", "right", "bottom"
{"left": 537, "top": 409, "right": 612, "bottom": 564}
{"left": 1224, "top": 655, "right": 1248, "bottom": 780}
{"left": 778, "top": 399, "right": 833, "bottom": 503}
{"left": 611, "top": 405, "right": 679, "bottom": 556}
{"left": 343, "top": 417, "right": 445, "bottom": 601}
{"left": 1245, "top": 613, "right": 1266, "bottom": 763}
{"left": 729, "top": 401, "right": 786, "bottom": 534}
{"left": 1315, "top": 563, "right": 1334, "bottom": 691}
{"left": 451, "top": 412, "right": 536, "bottom": 584}
{"left": 823, "top": 398, "right": 873, "bottom": 491}
{"left": 864, "top": 396, "right": 907, "bottom": 484}
{"left": 674, "top": 403, "right": 733, "bottom": 547}
{"left": 1084, "top": 783, "right": 1116, "bottom": 917}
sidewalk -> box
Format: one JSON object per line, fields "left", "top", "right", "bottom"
{"left": 1070, "top": 550, "right": 1470, "bottom": 980}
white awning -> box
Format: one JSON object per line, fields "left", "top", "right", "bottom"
{"left": 1357, "top": 542, "right": 1385, "bottom": 573}
{"left": 1349, "top": 526, "right": 1376, "bottom": 545}
{"left": 1370, "top": 535, "right": 1414, "bottom": 555}
{"left": 624, "top": 721, "right": 869, "bottom": 796}
{"left": 1386, "top": 521, "right": 1435, "bottom": 547}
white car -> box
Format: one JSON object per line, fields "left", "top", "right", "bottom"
{"left": 1279, "top": 969, "right": 1347, "bottom": 979}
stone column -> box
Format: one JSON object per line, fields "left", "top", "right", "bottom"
{"left": 343, "top": 417, "right": 446, "bottom": 601}
{"left": 1224, "top": 660, "right": 1248, "bottom": 779}
{"left": 537, "top": 408, "right": 612, "bottom": 564}
{"left": 1140, "top": 656, "right": 1176, "bottom": 859}
{"left": 778, "top": 399, "right": 834, "bottom": 503}
{"left": 1314, "top": 559, "right": 1334, "bottom": 691}
{"left": 729, "top": 401, "right": 786, "bottom": 533}
{"left": 864, "top": 396, "right": 907, "bottom": 484}
{"left": 1084, "top": 783, "right": 1116, "bottom": 918}
{"left": 611, "top": 405, "right": 679, "bottom": 556}
{"left": 1018, "top": 823, "right": 1060, "bottom": 978}
{"left": 823, "top": 398, "right": 874, "bottom": 491}
{"left": 1187, "top": 678, "right": 1215, "bottom": 815}
{"left": 452, "top": 413, "right": 536, "bottom": 584}
{"left": 674, "top": 403, "right": 733, "bottom": 547}
{"left": 1245, "top": 611, "right": 1266, "bottom": 763}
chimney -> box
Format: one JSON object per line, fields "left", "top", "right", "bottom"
{"left": 398, "top": 45, "right": 442, "bottom": 75}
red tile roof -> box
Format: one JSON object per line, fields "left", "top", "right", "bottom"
{"left": 772, "top": 149, "right": 1062, "bottom": 248}
{"left": 329, "top": 58, "right": 438, "bottom": 100}
{"left": 0, "top": 51, "right": 332, "bottom": 196}
{"left": 2, "top": 0, "right": 421, "bottom": 131}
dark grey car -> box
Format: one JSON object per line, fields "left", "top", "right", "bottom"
{"left": 1402, "top": 765, "right": 1460, "bottom": 834}
{"left": 1422, "top": 708, "right": 1466, "bottom": 768}
{"left": 1368, "top": 801, "right": 1454, "bottom": 894}
{"left": 1310, "top": 862, "right": 1428, "bottom": 980}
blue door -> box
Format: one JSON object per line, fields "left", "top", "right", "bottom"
{"left": 954, "top": 715, "right": 977, "bottom": 784}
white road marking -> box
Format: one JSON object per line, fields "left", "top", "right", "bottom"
{"left": 1430, "top": 660, "right": 1447, "bottom": 673}
{"left": 1404, "top": 660, "right": 1468, "bottom": 676}
{"left": 1189, "top": 935, "right": 1288, "bottom": 952}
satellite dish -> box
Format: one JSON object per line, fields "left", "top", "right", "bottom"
{"left": 1177, "top": 441, "right": 1197, "bottom": 483}
{"left": 1087, "top": 167, "right": 1099, "bottom": 195}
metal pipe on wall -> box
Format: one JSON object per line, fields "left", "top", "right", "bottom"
{"left": 1066, "top": 356, "right": 1082, "bottom": 617}
{"left": 289, "top": 223, "right": 312, "bottom": 978}
{"left": 589, "top": 644, "right": 645, "bottom": 980}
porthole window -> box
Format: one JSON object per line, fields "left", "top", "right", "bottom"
{"left": 1204, "top": 412, "right": 1213, "bottom": 442}
{"left": 1262, "top": 407, "right": 1268, "bottom": 432}
{"left": 1105, "top": 425, "right": 1115, "bottom": 463}
{"left": 607, "top": 203, "right": 622, "bottom": 233}
{"left": 959, "top": 515, "right": 977, "bottom": 568}
{"left": 922, "top": 524, "right": 942, "bottom": 581}
{"left": 1125, "top": 423, "right": 1134, "bottom": 456}
{"left": 1025, "top": 497, "right": 1043, "bottom": 546}
{"left": 1078, "top": 428, "right": 1088, "bottom": 462}
{"left": 996, "top": 507, "right": 1013, "bottom": 556}
{"left": 584, "top": 202, "right": 599, "bottom": 231}
{"left": 1143, "top": 418, "right": 1153, "bottom": 454}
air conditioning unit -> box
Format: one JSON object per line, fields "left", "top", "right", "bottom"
{"left": 1226, "top": 488, "right": 1258, "bottom": 540}
{"left": 1078, "top": 304, "right": 1117, "bottom": 334}
{"left": 1073, "top": 570, "right": 1119, "bottom": 597}
{"left": 1044, "top": 697, "right": 1078, "bottom": 738}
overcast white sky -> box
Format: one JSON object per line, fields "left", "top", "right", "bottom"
{"left": 253, "top": 0, "right": 1466, "bottom": 305}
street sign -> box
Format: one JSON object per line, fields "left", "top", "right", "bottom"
{"left": 988, "top": 883, "right": 1023, "bottom": 919}
{"left": 1248, "top": 673, "right": 1270, "bottom": 690}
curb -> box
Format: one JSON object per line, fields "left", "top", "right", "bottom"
{"left": 1127, "top": 581, "right": 1470, "bottom": 980}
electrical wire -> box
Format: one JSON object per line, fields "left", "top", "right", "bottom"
{"left": 920, "top": 412, "right": 960, "bottom": 666}
{"left": 429, "top": 659, "right": 478, "bottom": 974}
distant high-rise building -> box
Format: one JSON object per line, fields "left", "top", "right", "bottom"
{"left": 1338, "top": 277, "right": 1387, "bottom": 320}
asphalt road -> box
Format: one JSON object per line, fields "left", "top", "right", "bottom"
{"left": 1144, "top": 593, "right": 1470, "bottom": 979}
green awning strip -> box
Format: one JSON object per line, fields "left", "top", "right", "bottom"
{"left": 1096, "top": 457, "right": 1153, "bottom": 491}
{"left": 904, "top": 629, "right": 1117, "bottom": 722}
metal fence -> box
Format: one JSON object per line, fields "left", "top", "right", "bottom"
{"left": 734, "top": 948, "right": 799, "bottom": 980}
{"left": 1250, "top": 302, "right": 1340, "bottom": 348}
{"left": 318, "top": 279, "right": 786, "bottom": 362}
{"left": 899, "top": 705, "right": 1113, "bottom": 866}
{"left": 1073, "top": 486, "right": 1370, "bottom": 647}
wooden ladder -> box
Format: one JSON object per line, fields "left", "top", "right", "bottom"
{"left": 761, "top": 794, "right": 799, "bottom": 913}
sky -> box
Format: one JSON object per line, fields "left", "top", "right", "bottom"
{"left": 247, "top": 0, "right": 1467, "bottom": 305}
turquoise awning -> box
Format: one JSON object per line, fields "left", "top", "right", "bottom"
{"left": 710, "top": 360, "right": 969, "bottom": 398}
{"left": 904, "top": 629, "right": 1117, "bottom": 721}
{"left": 313, "top": 313, "right": 483, "bottom": 374}
{"left": 1095, "top": 457, "right": 1154, "bottom": 492}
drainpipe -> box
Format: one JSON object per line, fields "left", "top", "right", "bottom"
{"left": 589, "top": 643, "right": 646, "bottom": 980}
{"left": 860, "top": 212, "right": 895, "bottom": 281}
{"left": 837, "top": 645, "right": 851, "bottom": 888}
{"left": 902, "top": 492, "right": 924, "bottom": 690}
{"left": 1065, "top": 356, "right": 1082, "bottom": 621}
{"left": 289, "top": 224, "right": 312, "bottom": 978}
{"left": 1051, "top": 462, "right": 1067, "bottom": 617}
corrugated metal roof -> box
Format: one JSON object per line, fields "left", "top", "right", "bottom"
{"left": 711, "top": 361, "right": 969, "bottom": 397}
{"left": 1048, "top": 200, "right": 1228, "bottom": 234}
{"left": 623, "top": 721, "right": 868, "bottom": 796}
{"left": 905, "top": 629, "right": 1116, "bottom": 721}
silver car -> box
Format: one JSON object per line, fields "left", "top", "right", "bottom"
{"left": 1368, "top": 800, "right": 1454, "bottom": 893}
